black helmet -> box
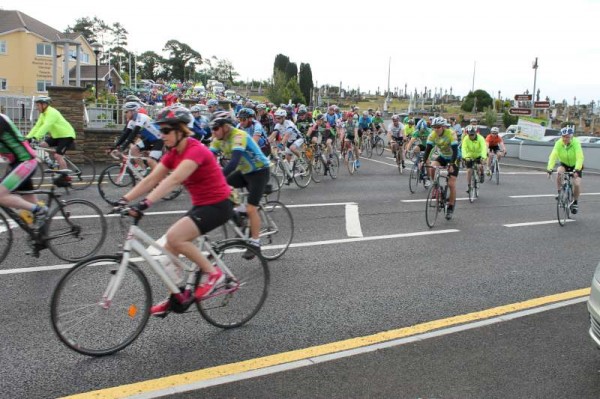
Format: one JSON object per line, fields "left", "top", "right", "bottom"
{"left": 209, "top": 111, "right": 233, "bottom": 129}
{"left": 155, "top": 104, "right": 193, "bottom": 125}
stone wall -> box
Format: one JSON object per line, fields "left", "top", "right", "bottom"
{"left": 84, "top": 128, "right": 121, "bottom": 162}
{"left": 47, "top": 86, "right": 87, "bottom": 162}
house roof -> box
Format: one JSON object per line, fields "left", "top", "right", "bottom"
{"left": 69, "top": 65, "right": 125, "bottom": 84}
{"left": 0, "top": 9, "right": 81, "bottom": 42}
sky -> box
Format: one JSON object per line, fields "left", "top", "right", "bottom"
{"left": 3, "top": 0, "right": 600, "bottom": 104}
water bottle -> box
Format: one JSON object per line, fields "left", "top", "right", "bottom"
{"left": 19, "top": 210, "right": 34, "bottom": 226}
{"left": 157, "top": 255, "right": 184, "bottom": 286}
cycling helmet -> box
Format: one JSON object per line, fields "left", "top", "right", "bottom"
{"left": 207, "top": 99, "right": 219, "bottom": 107}
{"left": 408, "top": 119, "right": 415, "bottom": 125}
{"left": 122, "top": 101, "right": 141, "bottom": 112}
{"left": 155, "top": 104, "right": 193, "bottom": 125}
{"left": 431, "top": 117, "right": 447, "bottom": 127}
{"left": 403, "top": 116, "right": 409, "bottom": 123}
{"left": 237, "top": 108, "right": 255, "bottom": 119}
{"left": 125, "top": 95, "right": 142, "bottom": 103}
{"left": 297, "top": 108, "right": 307, "bottom": 116}
{"left": 190, "top": 105, "right": 203, "bottom": 113}
{"left": 35, "top": 96, "right": 52, "bottom": 104}
{"left": 209, "top": 111, "right": 234, "bottom": 129}
{"left": 561, "top": 126, "right": 575, "bottom": 136}
{"left": 491, "top": 127, "right": 499, "bottom": 133}
{"left": 274, "top": 109, "right": 287, "bottom": 118}
{"left": 362, "top": 111, "right": 369, "bottom": 116}
{"left": 466, "top": 125, "right": 477, "bottom": 134}
{"left": 469, "top": 118, "right": 478, "bottom": 123}
{"left": 392, "top": 115, "right": 400, "bottom": 121}
{"left": 256, "top": 103, "right": 267, "bottom": 110}
{"left": 416, "top": 119, "right": 428, "bottom": 130}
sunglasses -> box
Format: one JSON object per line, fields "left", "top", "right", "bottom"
{"left": 238, "top": 117, "right": 248, "bottom": 122}
{"left": 211, "top": 125, "right": 222, "bottom": 132}
{"left": 159, "top": 127, "right": 176, "bottom": 135}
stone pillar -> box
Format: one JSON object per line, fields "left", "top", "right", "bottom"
{"left": 47, "top": 86, "right": 87, "bottom": 161}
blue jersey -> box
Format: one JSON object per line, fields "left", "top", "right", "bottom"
{"left": 358, "top": 116, "right": 372, "bottom": 129}
{"left": 238, "top": 120, "right": 268, "bottom": 149}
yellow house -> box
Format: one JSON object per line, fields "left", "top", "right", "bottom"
{"left": 0, "top": 9, "right": 100, "bottom": 96}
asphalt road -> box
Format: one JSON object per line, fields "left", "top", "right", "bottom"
{"left": 1, "top": 153, "right": 600, "bottom": 398}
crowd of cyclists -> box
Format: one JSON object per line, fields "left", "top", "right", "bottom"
{"left": 0, "top": 94, "right": 586, "bottom": 316}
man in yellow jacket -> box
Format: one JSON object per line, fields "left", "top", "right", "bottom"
{"left": 547, "top": 126, "right": 584, "bottom": 214}
{"left": 26, "top": 96, "right": 76, "bottom": 170}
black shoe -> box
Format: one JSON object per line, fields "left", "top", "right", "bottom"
{"left": 243, "top": 243, "right": 260, "bottom": 260}
{"left": 445, "top": 208, "right": 454, "bottom": 220}
{"left": 479, "top": 173, "right": 484, "bottom": 183}
{"left": 571, "top": 203, "right": 578, "bottom": 214}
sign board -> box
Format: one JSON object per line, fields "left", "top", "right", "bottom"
{"left": 509, "top": 108, "right": 532, "bottom": 116}
{"left": 534, "top": 101, "right": 550, "bottom": 109}
{"left": 514, "top": 94, "right": 533, "bottom": 101}
{"left": 515, "top": 119, "right": 546, "bottom": 141}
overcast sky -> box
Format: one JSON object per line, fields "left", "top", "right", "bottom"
{"left": 4, "top": 0, "right": 600, "bottom": 104}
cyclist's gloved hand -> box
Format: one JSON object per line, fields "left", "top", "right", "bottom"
{"left": 547, "top": 170, "right": 553, "bottom": 178}
{"left": 129, "top": 199, "right": 152, "bottom": 218}
{"left": 574, "top": 170, "right": 581, "bottom": 178}
{"left": 111, "top": 197, "right": 129, "bottom": 212}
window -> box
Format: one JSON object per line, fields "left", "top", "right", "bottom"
{"left": 36, "top": 43, "right": 52, "bottom": 57}
{"left": 68, "top": 50, "right": 90, "bottom": 63}
{"left": 36, "top": 80, "right": 52, "bottom": 92}
{"left": 0, "top": 78, "right": 6, "bottom": 91}
{"left": 0, "top": 41, "right": 6, "bottom": 54}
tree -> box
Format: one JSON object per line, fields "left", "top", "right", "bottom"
{"left": 298, "top": 63, "right": 313, "bottom": 106}
{"left": 483, "top": 107, "right": 497, "bottom": 127}
{"left": 162, "top": 40, "right": 202, "bottom": 82}
{"left": 502, "top": 111, "right": 518, "bottom": 128}
{"left": 137, "top": 51, "right": 165, "bottom": 81}
{"left": 461, "top": 89, "right": 493, "bottom": 113}
{"left": 206, "top": 57, "right": 239, "bottom": 85}
{"left": 273, "top": 54, "right": 290, "bottom": 75}
{"left": 65, "top": 17, "right": 109, "bottom": 44}
{"left": 266, "top": 70, "right": 305, "bottom": 105}
{"left": 285, "top": 62, "right": 298, "bottom": 82}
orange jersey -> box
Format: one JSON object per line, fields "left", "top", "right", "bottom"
{"left": 486, "top": 134, "right": 503, "bottom": 147}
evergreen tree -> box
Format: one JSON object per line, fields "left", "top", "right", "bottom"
{"left": 298, "top": 63, "right": 313, "bottom": 106}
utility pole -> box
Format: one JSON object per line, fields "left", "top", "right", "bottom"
{"left": 471, "top": 61, "right": 476, "bottom": 92}
{"left": 532, "top": 57, "right": 538, "bottom": 113}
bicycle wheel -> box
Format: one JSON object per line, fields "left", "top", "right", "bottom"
{"left": 292, "top": 155, "right": 312, "bottom": 188}
{"left": 0, "top": 211, "right": 13, "bottom": 264}
{"left": 31, "top": 160, "right": 45, "bottom": 190}
{"left": 375, "top": 136, "right": 385, "bottom": 156}
{"left": 346, "top": 150, "right": 355, "bottom": 175}
{"left": 396, "top": 151, "right": 404, "bottom": 174}
{"left": 67, "top": 155, "right": 96, "bottom": 190}
{"left": 44, "top": 199, "right": 108, "bottom": 262}
{"left": 425, "top": 184, "right": 440, "bottom": 228}
{"left": 365, "top": 138, "right": 373, "bottom": 158}
{"left": 266, "top": 173, "right": 281, "bottom": 202}
{"left": 487, "top": 157, "right": 495, "bottom": 182}
{"left": 468, "top": 171, "right": 477, "bottom": 203}
{"left": 259, "top": 200, "right": 294, "bottom": 260}
{"left": 328, "top": 153, "right": 339, "bottom": 179}
{"left": 162, "top": 184, "right": 184, "bottom": 201}
{"left": 97, "top": 164, "right": 137, "bottom": 205}
{"left": 408, "top": 164, "right": 419, "bottom": 193}
{"left": 51, "top": 255, "right": 151, "bottom": 356}
{"left": 557, "top": 189, "right": 569, "bottom": 226}
{"left": 495, "top": 159, "right": 500, "bottom": 185}
{"left": 311, "top": 155, "right": 323, "bottom": 183}
{"left": 197, "top": 240, "right": 269, "bottom": 328}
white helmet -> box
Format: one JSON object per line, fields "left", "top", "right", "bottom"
{"left": 431, "top": 117, "right": 447, "bottom": 127}
{"left": 274, "top": 109, "right": 287, "bottom": 118}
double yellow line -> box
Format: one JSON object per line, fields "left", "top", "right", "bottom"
{"left": 62, "top": 288, "right": 590, "bottom": 399}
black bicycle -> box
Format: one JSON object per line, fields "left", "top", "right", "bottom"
{"left": 0, "top": 171, "right": 107, "bottom": 263}
{"left": 556, "top": 171, "right": 575, "bottom": 226}
{"left": 425, "top": 166, "right": 451, "bottom": 228}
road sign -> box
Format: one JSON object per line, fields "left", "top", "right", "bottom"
{"left": 509, "top": 108, "right": 532, "bottom": 116}
{"left": 514, "top": 94, "right": 533, "bottom": 101}
{"left": 534, "top": 101, "right": 550, "bottom": 109}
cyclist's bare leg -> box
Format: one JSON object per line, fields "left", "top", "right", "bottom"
{"left": 0, "top": 186, "right": 38, "bottom": 211}
{"left": 164, "top": 217, "right": 214, "bottom": 275}
{"left": 448, "top": 175, "right": 457, "bottom": 206}
{"left": 556, "top": 165, "right": 566, "bottom": 191}
{"left": 246, "top": 203, "right": 260, "bottom": 240}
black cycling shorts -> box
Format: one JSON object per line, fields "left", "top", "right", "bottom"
{"left": 45, "top": 137, "right": 75, "bottom": 155}
{"left": 433, "top": 156, "right": 459, "bottom": 177}
{"left": 186, "top": 199, "right": 233, "bottom": 235}
{"left": 560, "top": 163, "right": 583, "bottom": 177}
{"left": 227, "top": 168, "right": 270, "bottom": 206}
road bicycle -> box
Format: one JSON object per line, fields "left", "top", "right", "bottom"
{"left": 223, "top": 186, "right": 294, "bottom": 260}
{"left": 269, "top": 148, "right": 312, "bottom": 189}
{"left": 425, "top": 166, "right": 451, "bottom": 228}
{"left": 308, "top": 143, "right": 338, "bottom": 182}
{"left": 32, "top": 142, "right": 96, "bottom": 190}
{"left": 97, "top": 148, "right": 183, "bottom": 205}
{"left": 556, "top": 171, "right": 575, "bottom": 226}
{"left": 408, "top": 152, "right": 428, "bottom": 193}
{"left": 488, "top": 151, "right": 501, "bottom": 185}
{"left": 0, "top": 170, "right": 107, "bottom": 263}
{"left": 50, "top": 207, "right": 269, "bottom": 356}
{"left": 344, "top": 140, "right": 360, "bottom": 175}
{"left": 465, "top": 159, "right": 482, "bottom": 203}
{"left": 390, "top": 137, "right": 405, "bottom": 174}
{"left": 371, "top": 127, "right": 386, "bottom": 156}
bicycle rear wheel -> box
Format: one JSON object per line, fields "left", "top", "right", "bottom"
{"left": 495, "top": 159, "right": 500, "bottom": 185}
{"left": 425, "top": 184, "right": 441, "bottom": 228}
{"left": 97, "top": 164, "right": 137, "bottom": 205}
{"left": 198, "top": 240, "right": 269, "bottom": 328}
{"left": 292, "top": 156, "right": 312, "bottom": 188}
{"left": 311, "top": 155, "right": 323, "bottom": 183}
{"left": 67, "top": 155, "right": 96, "bottom": 190}
{"left": 50, "top": 255, "right": 151, "bottom": 356}
{"left": 259, "top": 200, "right": 294, "bottom": 260}
{"left": 31, "top": 161, "right": 45, "bottom": 190}
{"left": 0, "top": 211, "right": 13, "bottom": 264}
{"left": 44, "top": 199, "right": 107, "bottom": 261}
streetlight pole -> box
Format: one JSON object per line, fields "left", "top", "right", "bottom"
{"left": 91, "top": 42, "right": 103, "bottom": 102}
{"left": 531, "top": 57, "right": 538, "bottom": 113}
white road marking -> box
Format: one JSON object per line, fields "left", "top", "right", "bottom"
{"left": 0, "top": 229, "right": 459, "bottom": 275}
{"left": 401, "top": 197, "right": 473, "bottom": 203}
{"left": 345, "top": 203, "right": 363, "bottom": 237}
{"left": 510, "top": 192, "right": 600, "bottom": 198}
{"left": 504, "top": 219, "right": 575, "bottom": 227}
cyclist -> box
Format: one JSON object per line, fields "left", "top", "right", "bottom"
{"left": 547, "top": 126, "right": 584, "bottom": 214}
{"left": 387, "top": 115, "right": 405, "bottom": 167}
{"left": 190, "top": 105, "right": 211, "bottom": 144}
{"left": 210, "top": 111, "right": 270, "bottom": 258}
{"left": 257, "top": 103, "right": 275, "bottom": 136}
{"left": 462, "top": 125, "right": 487, "bottom": 192}
{"left": 125, "top": 95, "right": 148, "bottom": 115}
{"left": 485, "top": 127, "right": 506, "bottom": 175}
{"left": 116, "top": 105, "right": 233, "bottom": 316}
{"left": 372, "top": 111, "right": 385, "bottom": 135}
{"left": 295, "top": 107, "right": 313, "bottom": 140}
{"left": 343, "top": 111, "right": 360, "bottom": 168}
{"left": 357, "top": 111, "right": 373, "bottom": 143}
{"left": 423, "top": 117, "right": 459, "bottom": 220}
{"left": 406, "top": 119, "right": 430, "bottom": 178}
{"left": 272, "top": 109, "right": 304, "bottom": 168}
{"left": 25, "top": 96, "right": 76, "bottom": 170}
{"left": 237, "top": 108, "right": 270, "bottom": 156}
{"left": 0, "top": 113, "right": 47, "bottom": 224}
{"left": 113, "top": 102, "right": 163, "bottom": 171}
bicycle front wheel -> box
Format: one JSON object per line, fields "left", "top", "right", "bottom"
{"left": 468, "top": 172, "right": 477, "bottom": 203}
{"left": 292, "top": 156, "right": 312, "bottom": 188}
{"left": 311, "top": 155, "right": 323, "bottom": 183}
{"left": 162, "top": 184, "right": 184, "bottom": 201}
{"left": 375, "top": 137, "right": 385, "bottom": 156}
{"left": 328, "top": 153, "right": 339, "bottom": 179}
{"left": 198, "top": 240, "right": 269, "bottom": 328}
{"left": 365, "top": 138, "right": 373, "bottom": 158}
{"left": 557, "top": 190, "right": 569, "bottom": 226}
{"left": 495, "top": 159, "right": 500, "bottom": 185}
{"left": 346, "top": 150, "right": 355, "bottom": 175}
{"left": 68, "top": 155, "right": 96, "bottom": 190}
{"left": 97, "top": 164, "right": 137, "bottom": 205}
{"left": 50, "top": 255, "right": 151, "bottom": 356}
{"left": 408, "top": 164, "right": 419, "bottom": 193}
{"left": 44, "top": 199, "right": 107, "bottom": 261}
{"left": 259, "top": 200, "right": 294, "bottom": 260}
{"left": 31, "top": 160, "right": 45, "bottom": 190}
{"left": 0, "top": 211, "right": 13, "bottom": 264}
{"left": 425, "top": 184, "right": 440, "bottom": 228}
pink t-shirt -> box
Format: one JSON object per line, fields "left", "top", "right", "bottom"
{"left": 161, "top": 138, "right": 231, "bottom": 206}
